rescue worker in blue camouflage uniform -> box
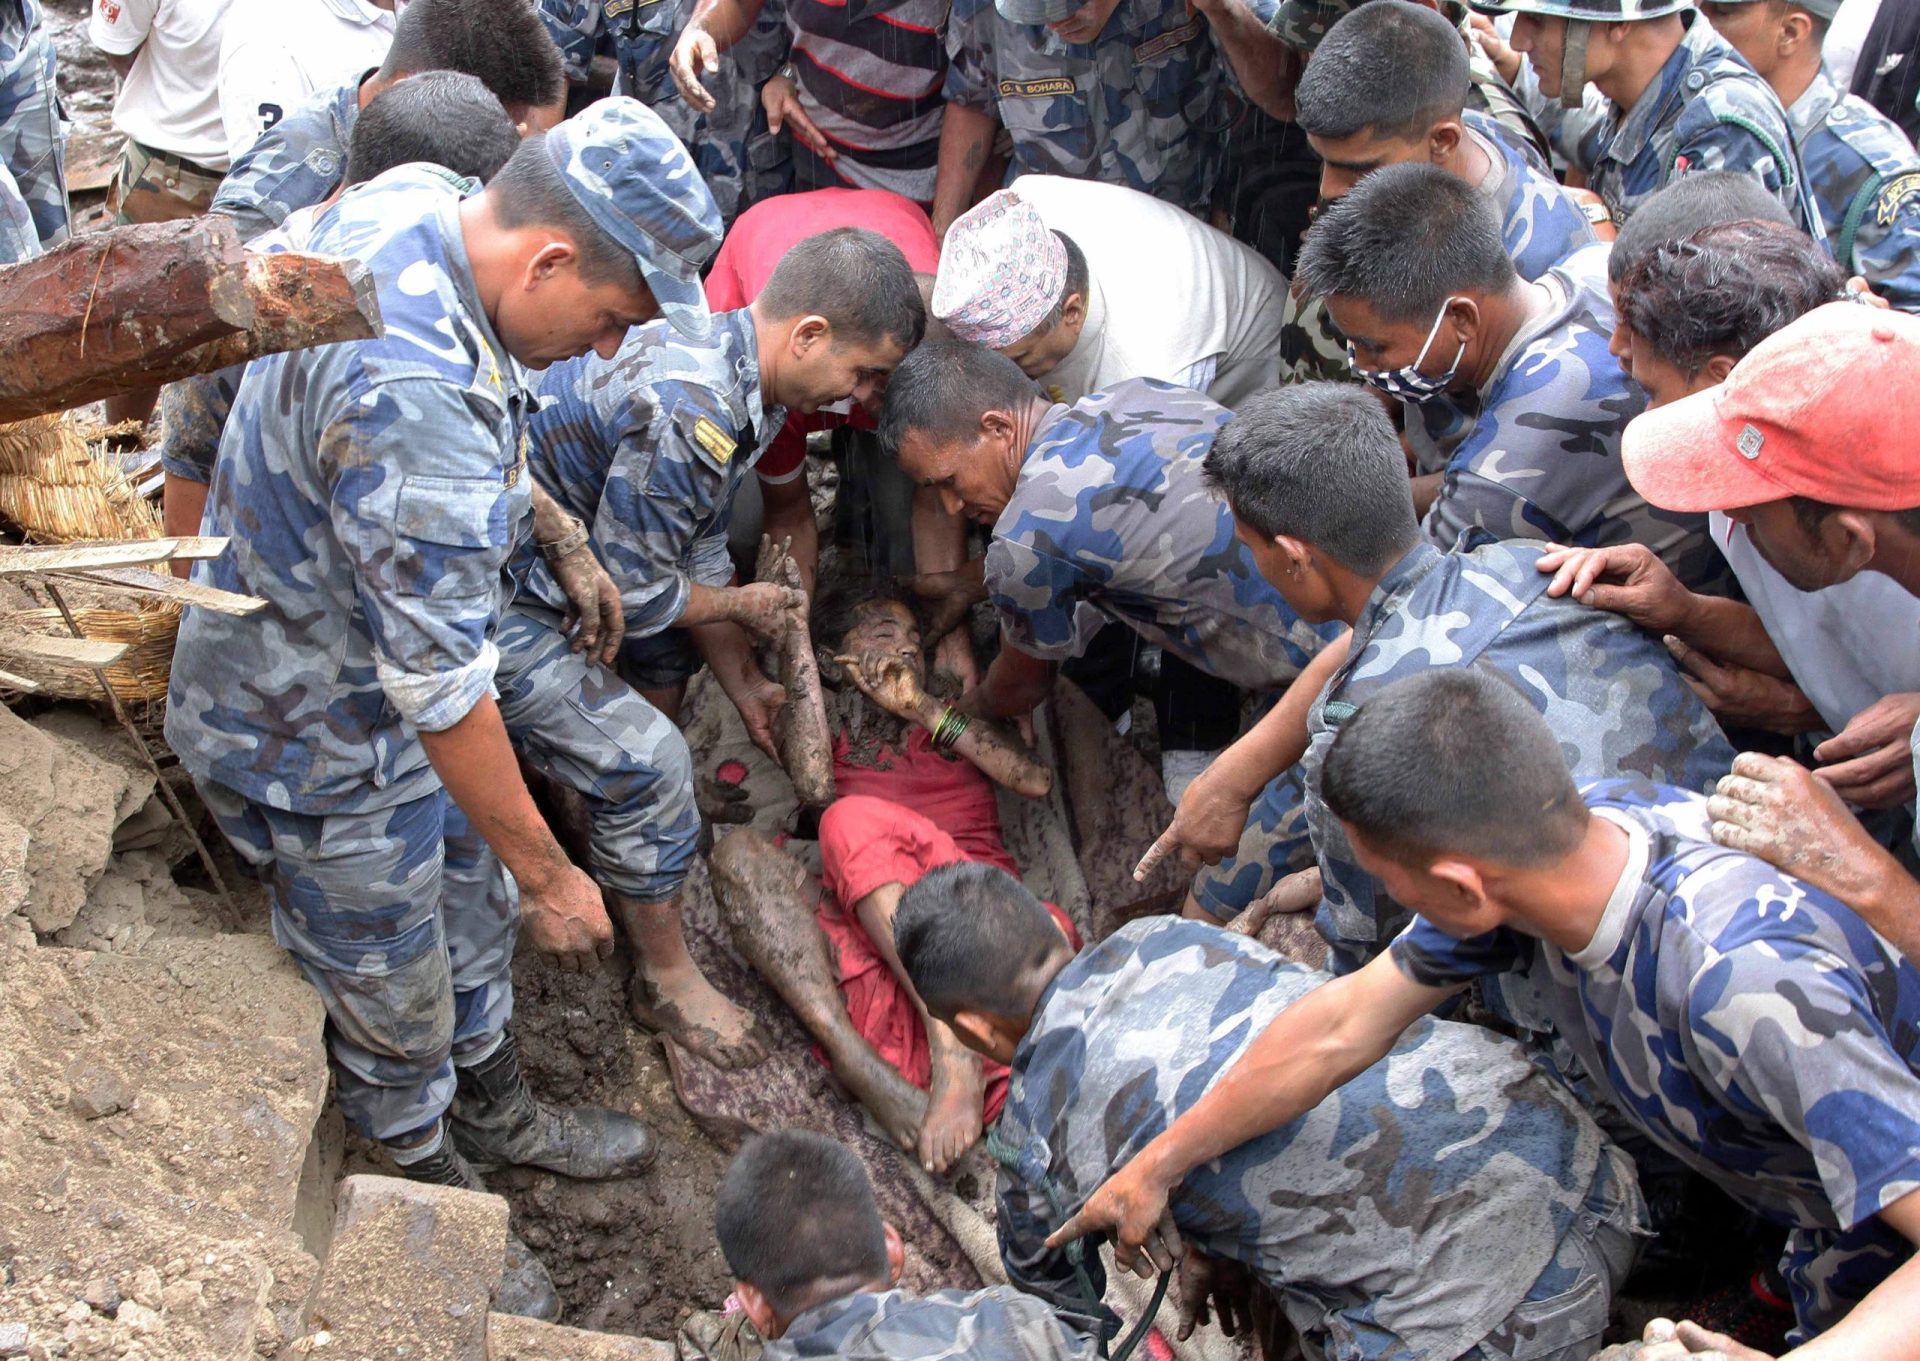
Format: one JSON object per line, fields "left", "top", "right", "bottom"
{"left": 895, "top": 863, "right": 1647, "bottom": 1360}
{"left": 166, "top": 99, "right": 715, "bottom": 1318}
{"left": 536, "top": 0, "right": 788, "bottom": 224}
{"left": 0, "top": 0, "right": 67, "bottom": 261}
{"left": 1048, "top": 666, "right": 1920, "bottom": 1358}
{"left": 1161, "top": 382, "right": 1732, "bottom": 966}
{"left": 1279, "top": 0, "right": 1605, "bottom": 386}
{"left": 716, "top": 1130, "right": 1097, "bottom": 1359}
{"left": 210, "top": 0, "right": 568, "bottom": 243}
{"left": 159, "top": 73, "right": 527, "bottom": 567}
{"left": 499, "top": 226, "right": 925, "bottom": 1069}
{"left": 881, "top": 339, "right": 1340, "bottom": 727}
{"left": 1471, "top": 0, "right": 1819, "bottom": 230}
{"left": 1299, "top": 162, "right": 1724, "bottom": 587}
{"left": 1704, "top": 0, "right": 1920, "bottom": 311}
{"left": 931, "top": 0, "right": 1297, "bottom": 236}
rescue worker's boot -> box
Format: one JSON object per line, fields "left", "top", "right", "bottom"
{"left": 448, "top": 1034, "right": 656, "bottom": 1179}
{"left": 393, "top": 1128, "right": 561, "bottom": 1322}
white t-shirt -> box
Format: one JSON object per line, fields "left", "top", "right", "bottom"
{"left": 1824, "top": 0, "right": 1882, "bottom": 90}
{"left": 1710, "top": 510, "right": 1920, "bottom": 732}
{"left": 218, "top": 0, "right": 397, "bottom": 164}
{"left": 1007, "top": 174, "right": 1289, "bottom": 410}
{"left": 90, "top": 0, "right": 237, "bottom": 169}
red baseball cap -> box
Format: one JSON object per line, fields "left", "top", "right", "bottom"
{"left": 1622, "top": 301, "right": 1920, "bottom": 513}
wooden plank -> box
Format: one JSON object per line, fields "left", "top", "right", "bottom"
{"left": 0, "top": 541, "right": 177, "bottom": 574}
{"left": 0, "top": 667, "right": 42, "bottom": 693}
{"left": 49, "top": 565, "right": 266, "bottom": 615}
{"left": 0, "top": 633, "right": 131, "bottom": 667}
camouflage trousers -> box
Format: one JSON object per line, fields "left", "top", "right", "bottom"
{"left": 0, "top": 158, "right": 32, "bottom": 263}
{"left": 197, "top": 780, "right": 518, "bottom": 1144}
{"left": 1301, "top": 1143, "right": 1645, "bottom": 1359}
{"left": 495, "top": 605, "right": 700, "bottom": 904}
{"left": 0, "top": 22, "right": 66, "bottom": 250}
{"left": 1464, "top": 1144, "right": 1648, "bottom": 1361}
{"left": 108, "top": 137, "right": 224, "bottom": 224}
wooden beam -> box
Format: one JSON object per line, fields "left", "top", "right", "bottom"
{"left": 0, "top": 633, "right": 131, "bottom": 668}
{"left": 0, "top": 537, "right": 231, "bottom": 575}
{"left": 0, "top": 219, "right": 382, "bottom": 424}
{"left": 48, "top": 566, "right": 266, "bottom": 615}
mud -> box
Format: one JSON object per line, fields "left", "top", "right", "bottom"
{"left": 447, "top": 946, "right": 737, "bottom": 1340}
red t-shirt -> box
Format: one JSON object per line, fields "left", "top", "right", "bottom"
{"left": 706, "top": 189, "right": 941, "bottom": 482}
{"left": 829, "top": 726, "right": 1016, "bottom": 874}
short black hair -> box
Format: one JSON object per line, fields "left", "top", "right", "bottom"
{"left": 383, "top": 0, "right": 566, "bottom": 113}
{"left": 1296, "top": 2, "right": 1470, "bottom": 142}
{"left": 1608, "top": 170, "right": 1794, "bottom": 283}
{"left": 895, "top": 862, "right": 1065, "bottom": 1018}
{"left": 758, "top": 228, "right": 927, "bottom": 352}
{"left": 714, "top": 1131, "right": 889, "bottom": 1318}
{"left": 1621, "top": 219, "right": 1844, "bottom": 373}
{"left": 1320, "top": 668, "right": 1588, "bottom": 867}
{"left": 1047, "top": 230, "right": 1090, "bottom": 324}
{"left": 345, "top": 71, "right": 520, "bottom": 187}
{"left": 1295, "top": 162, "right": 1515, "bottom": 322}
{"left": 1203, "top": 383, "right": 1419, "bottom": 574}
{"left": 486, "top": 133, "right": 642, "bottom": 290}
{"left": 879, "top": 339, "right": 1037, "bottom": 454}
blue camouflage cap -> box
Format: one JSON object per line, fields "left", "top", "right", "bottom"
{"left": 545, "top": 97, "right": 724, "bottom": 340}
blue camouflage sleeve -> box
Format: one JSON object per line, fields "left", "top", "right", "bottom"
{"left": 1688, "top": 935, "right": 1920, "bottom": 1230}
{"left": 535, "top": 0, "right": 601, "bottom": 85}
{"left": 324, "top": 378, "right": 522, "bottom": 733}
{"left": 1390, "top": 917, "right": 1529, "bottom": 989}
{"left": 986, "top": 534, "right": 1102, "bottom": 661}
{"left": 595, "top": 402, "right": 734, "bottom": 638}
{"left": 943, "top": 0, "right": 996, "bottom": 107}
{"left": 1668, "top": 95, "right": 1799, "bottom": 216}
{"left": 1853, "top": 171, "right": 1920, "bottom": 312}
{"left": 160, "top": 365, "right": 243, "bottom": 485}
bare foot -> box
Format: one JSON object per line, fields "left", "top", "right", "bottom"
{"left": 629, "top": 960, "right": 769, "bottom": 1070}
{"left": 917, "top": 1045, "right": 986, "bottom": 1175}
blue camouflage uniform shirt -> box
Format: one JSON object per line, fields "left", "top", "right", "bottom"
{"left": 167, "top": 166, "right": 536, "bottom": 813}
{"left": 1790, "top": 69, "right": 1920, "bottom": 313}
{"left": 1392, "top": 778, "right": 1920, "bottom": 1341}
{"left": 764, "top": 1284, "right": 1096, "bottom": 1360}
{"left": 1527, "top": 13, "right": 1817, "bottom": 230}
{"left": 944, "top": 0, "right": 1254, "bottom": 216}
{"left": 987, "top": 379, "right": 1338, "bottom": 693}
{"left": 1408, "top": 243, "right": 1721, "bottom": 590}
{"left": 997, "top": 917, "right": 1622, "bottom": 1358}
{"left": 1467, "top": 108, "right": 1598, "bottom": 283}
{"left": 0, "top": 0, "right": 65, "bottom": 253}
{"left": 210, "top": 78, "right": 361, "bottom": 242}
{"left": 536, "top": 0, "right": 787, "bottom": 223}
{"left": 519, "top": 307, "right": 780, "bottom": 635}
{"left": 1306, "top": 537, "right": 1735, "bottom": 973}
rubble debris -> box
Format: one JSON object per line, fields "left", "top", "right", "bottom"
{"left": 307, "top": 1176, "right": 509, "bottom": 1361}
{"left": 63, "top": 1062, "right": 132, "bottom": 1120}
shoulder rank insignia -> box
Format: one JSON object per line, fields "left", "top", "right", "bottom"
{"left": 692, "top": 415, "right": 737, "bottom": 465}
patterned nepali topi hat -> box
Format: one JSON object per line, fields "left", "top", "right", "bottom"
{"left": 934, "top": 189, "right": 1069, "bottom": 350}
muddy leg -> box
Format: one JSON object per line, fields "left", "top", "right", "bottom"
{"left": 709, "top": 829, "right": 927, "bottom": 1150}
{"left": 612, "top": 891, "right": 769, "bottom": 1071}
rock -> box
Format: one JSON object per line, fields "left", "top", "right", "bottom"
{"left": 109, "top": 1305, "right": 156, "bottom": 1337}
{"left": 0, "top": 706, "right": 151, "bottom": 935}
{"left": 0, "top": 1322, "right": 24, "bottom": 1355}
{"left": 486, "top": 1315, "right": 678, "bottom": 1360}
{"left": 307, "top": 1177, "right": 509, "bottom": 1361}
{"left": 76, "top": 1282, "right": 116, "bottom": 1317}
{"left": 65, "top": 1067, "right": 132, "bottom": 1121}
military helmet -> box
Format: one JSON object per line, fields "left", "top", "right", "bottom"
{"left": 1467, "top": 0, "right": 1695, "bottom": 22}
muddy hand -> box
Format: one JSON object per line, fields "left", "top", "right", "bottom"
{"left": 521, "top": 865, "right": 615, "bottom": 973}
{"left": 1045, "top": 1161, "right": 1183, "bottom": 1278}
{"left": 1227, "top": 866, "right": 1321, "bottom": 938}
{"left": 1708, "top": 752, "right": 1886, "bottom": 905}
{"left": 551, "top": 544, "right": 625, "bottom": 666}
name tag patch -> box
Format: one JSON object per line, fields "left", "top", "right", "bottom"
{"left": 1134, "top": 16, "right": 1203, "bottom": 63}
{"left": 998, "top": 77, "right": 1077, "bottom": 99}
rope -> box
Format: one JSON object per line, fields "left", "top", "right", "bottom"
{"left": 985, "top": 1128, "right": 1173, "bottom": 1361}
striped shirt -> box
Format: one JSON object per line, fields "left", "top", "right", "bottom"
{"left": 786, "top": 0, "right": 947, "bottom": 203}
